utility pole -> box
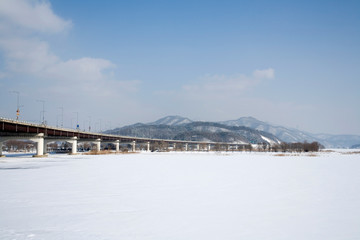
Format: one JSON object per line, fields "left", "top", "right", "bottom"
{"left": 73, "top": 112, "right": 79, "bottom": 130}
{"left": 83, "top": 120, "right": 87, "bottom": 131}
{"left": 36, "top": 99, "right": 45, "bottom": 125}
{"left": 88, "top": 116, "right": 92, "bottom": 132}
{"left": 10, "top": 91, "right": 23, "bottom": 120}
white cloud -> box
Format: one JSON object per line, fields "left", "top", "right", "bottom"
{"left": 0, "top": 36, "right": 141, "bottom": 101}
{"left": 150, "top": 69, "right": 277, "bottom": 122}
{"left": 253, "top": 68, "right": 275, "bottom": 79}
{"left": 0, "top": 0, "right": 144, "bottom": 126}
{"left": 0, "top": 0, "right": 72, "bottom": 34}
{"left": 182, "top": 68, "right": 275, "bottom": 98}
{"left": 47, "top": 58, "right": 116, "bottom": 82}
{"left": 183, "top": 74, "right": 249, "bottom": 92}
{"left": 0, "top": 0, "right": 139, "bottom": 96}
{"left": 0, "top": 71, "right": 7, "bottom": 79}
{"left": 0, "top": 37, "right": 58, "bottom": 74}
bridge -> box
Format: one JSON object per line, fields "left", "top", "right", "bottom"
{"left": 0, "top": 117, "right": 248, "bottom": 157}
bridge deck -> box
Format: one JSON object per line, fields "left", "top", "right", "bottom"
{"left": 0, "top": 117, "right": 236, "bottom": 145}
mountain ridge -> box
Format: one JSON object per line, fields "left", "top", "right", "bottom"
{"left": 220, "top": 117, "right": 360, "bottom": 148}
{"left": 107, "top": 115, "right": 360, "bottom": 148}
{"left": 106, "top": 117, "right": 282, "bottom": 146}
{"left": 147, "top": 115, "right": 193, "bottom": 126}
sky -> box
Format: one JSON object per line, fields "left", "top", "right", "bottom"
{"left": 0, "top": 0, "right": 359, "bottom": 135}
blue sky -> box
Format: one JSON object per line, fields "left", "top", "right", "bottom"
{"left": 0, "top": 0, "right": 359, "bottom": 134}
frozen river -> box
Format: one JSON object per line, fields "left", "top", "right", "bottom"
{"left": 1, "top": 151, "right": 360, "bottom": 240}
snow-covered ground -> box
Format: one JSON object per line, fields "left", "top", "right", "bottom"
{"left": 1, "top": 151, "right": 360, "bottom": 240}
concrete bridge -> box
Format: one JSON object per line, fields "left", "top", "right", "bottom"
{"left": 0, "top": 117, "right": 247, "bottom": 157}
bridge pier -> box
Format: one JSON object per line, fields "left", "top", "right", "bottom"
{"left": 68, "top": 137, "right": 78, "bottom": 154}
{"left": 208, "top": 144, "right": 211, "bottom": 151}
{"left": 132, "top": 141, "right": 136, "bottom": 152}
{"left": 196, "top": 144, "right": 200, "bottom": 151}
{"left": 147, "top": 142, "right": 150, "bottom": 152}
{"left": 0, "top": 141, "right": 4, "bottom": 157}
{"left": 95, "top": 139, "right": 101, "bottom": 152}
{"left": 31, "top": 133, "right": 45, "bottom": 157}
{"left": 115, "top": 140, "right": 120, "bottom": 152}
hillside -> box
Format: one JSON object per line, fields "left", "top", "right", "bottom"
{"left": 106, "top": 116, "right": 360, "bottom": 148}
{"left": 147, "top": 115, "right": 193, "bottom": 126}
{"left": 220, "top": 117, "right": 318, "bottom": 143}
{"left": 221, "top": 117, "right": 360, "bottom": 148}
{"left": 106, "top": 118, "right": 282, "bottom": 145}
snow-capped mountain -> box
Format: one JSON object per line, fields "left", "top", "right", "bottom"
{"left": 312, "top": 134, "right": 360, "bottom": 149}
{"left": 220, "top": 117, "right": 317, "bottom": 143}
{"left": 106, "top": 119, "right": 281, "bottom": 145}
{"left": 221, "top": 117, "right": 360, "bottom": 148}
{"left": 351, "top": 144, "right": 360, "bottom": 149}
{"left": 105, "top": 116, "right": 360, "bottom": 148}
{"left": 147, "top": 115, "right": 193, "bottom": 126}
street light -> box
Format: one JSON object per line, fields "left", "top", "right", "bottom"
{"left": 73, "top": 112, "right": 79, "bottom": 130}
{"left": 36, "top": 99, "right": 45, "bottom": 125}
{"left": 83, "top": 120, "right": 87, "bottom": 131}
{"left": 56, "top": 114, "right": 60, "bottom": 127}
{"left": 88, "top": 116, "right": 92, "bottom": 132}
{"left": 10, "top": 91, "right": 23, "bottom": 120}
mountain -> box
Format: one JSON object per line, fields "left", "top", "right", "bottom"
{"left": 312, "top": 134, "right": 360, "bottom": 149}
{"left": 351, "top": 144, "right": 360, "bottom": 149}
{"left": 221, "top": 117, "right": 360, "bottom": 148}
{"left": 106, "top": 116, "right": 360, "bottom": 148}
{"left": 147, "top": 115, "right": 193, "bottom": 126}
{"left": 106, "top": 119, "right": 282, "bottom": 145}
{"left": 220, "top": 117, "right": 318, "bottom": 143}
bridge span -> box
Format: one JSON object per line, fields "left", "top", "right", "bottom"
{"left": 0, "top": 117, "right": 246, "bottom": 157}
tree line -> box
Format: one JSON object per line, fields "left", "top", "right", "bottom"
{"left": 272, "top": 141, "right": 322, "bottom": 152}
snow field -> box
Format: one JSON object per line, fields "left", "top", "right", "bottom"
{"left": 0, "top": 151, "right": 360, "bottom": 240}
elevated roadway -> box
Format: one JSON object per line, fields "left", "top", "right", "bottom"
{"left": 0, "top": 117, "right": 245, "bottom": 157}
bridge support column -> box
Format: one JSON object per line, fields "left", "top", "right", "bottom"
{"left": 71, "top": 137, "right": 78, "bottom": 154}
{"left": 147, "top": 142, "right": 150, "bottom": 152}
{"left": 208, "top": 144, "right": 211, "bottom": 151}
{"left": 132, "top": 141, "right": 136, "bottom": 152}
{"left": 197, "top": 144, "right": 200, "bottom": 151}
{"left": 185, "top": 143, "right": 188, "bottom": 151}
{"left": 0, "top": 141, "right": 4, "bottom": 157}
{"left": 115, "top": 140, "right": 120, "bottom": 152}
{"left": 173, "top": 143, "right": 176, "bottom": 151}
{"left": 44, "top": 140, "right": 48, "bottom": 155}
{"left": 31, "top": 133, "right": 45, "bottom": 157}
{"left": 95, "top": 139, "right": 101, "bottom": 152}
